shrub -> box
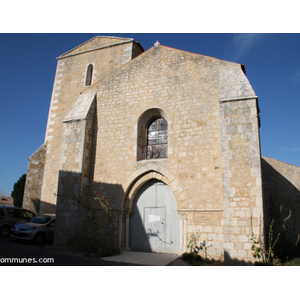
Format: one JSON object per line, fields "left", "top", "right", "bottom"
{"left": 182, "top": 252, "right": 204, "bottom": 265}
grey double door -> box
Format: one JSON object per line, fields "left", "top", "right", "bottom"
{"left": 129, "top": 179, "right": 180, "bottom": 253}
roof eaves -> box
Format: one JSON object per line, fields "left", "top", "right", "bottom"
{"left": 159, "top": 44, "right": 242, "bottom": 65}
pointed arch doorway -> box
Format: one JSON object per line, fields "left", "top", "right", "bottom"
{"left": 129, "top": 179, "right": 181, "bottom": 254}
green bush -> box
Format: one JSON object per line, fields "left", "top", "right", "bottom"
{"left": 182, "top": 252, "right": 203, "bottom": 265}
{"left": 11, "top": 174, "right": 26, "bottom": 207}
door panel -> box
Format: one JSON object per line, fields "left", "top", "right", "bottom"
{"left": 144, "top": 206, "right": 166, "bottom": 251}
{"left": 129, "top": 179, "right": 180, "bottom": 253}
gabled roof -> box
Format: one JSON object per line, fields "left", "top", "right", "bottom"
{"left": 160, "top": 44, "right": 244, "bottom": 68}
{"left": 57, "top": 36, "right": 143, "bottom": 59}
{"left": 82, "top": 43, "right": 256, "bottom": 102}
{"left": 262, "top": 156, "right": 300, "bottom": 169}
{"left": 0, "top": 196, "right": 13, "bottom": 205}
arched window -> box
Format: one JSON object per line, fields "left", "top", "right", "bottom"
{"left": 146, "top": 117, "right": 168, "bottom": 159}
{"left": 137, "top": 108, "right": 168, "bottom": 161}
{"left": 85, "top": 64, "right": 93, "bottom": 86}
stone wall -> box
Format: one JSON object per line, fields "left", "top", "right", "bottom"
{"left": 54, "top": 93, "right": 96, "bottom": 246}
{"left": 85, "top": 44, "right": 262, "bottom": 262}
{"left": 220, "top": 98, "right": 262, "bottom": 264}
{"left": 23, "top": 143, "right": 46, "bottom": 213}
{"left": 262, "top": 156, "right": 300, "bottom": 257}
{"left": 41, "top": 37, "right": 143, "bottom": 210}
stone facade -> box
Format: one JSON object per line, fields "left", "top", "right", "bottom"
{"left": 23, "top": 36, "right": 286, "bottom": 264}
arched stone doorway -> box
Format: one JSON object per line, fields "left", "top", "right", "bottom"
{"left": 129, "top": 179, "right": 181, "bottom": 253}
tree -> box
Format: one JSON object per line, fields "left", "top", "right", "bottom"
{"left": 11, "top": 174, "right": 26, "bottom": 207}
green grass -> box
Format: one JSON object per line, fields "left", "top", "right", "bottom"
{"left": 283, "top": 257, "right": 300, "bottom": 266}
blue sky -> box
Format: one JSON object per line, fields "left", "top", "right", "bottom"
{"left": 0, "top": 33, "right": 300, "bottom": 195}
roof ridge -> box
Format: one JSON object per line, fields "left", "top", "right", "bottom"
{"left": 262, "top": 156, "right": 300, "bottom": 169}
{"left": 158, "top": 44, "right": 242, "bottom": 65}
{"left": 57, "top": 36, "right": 135, "bottom": 59}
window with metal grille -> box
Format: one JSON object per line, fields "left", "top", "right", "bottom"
{"left": 146, "top": 117, "right": 167, "bottom": 159}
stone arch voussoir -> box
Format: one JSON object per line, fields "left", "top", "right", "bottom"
{"left": 123, "top": 166, "right": 185, "bottom": 213}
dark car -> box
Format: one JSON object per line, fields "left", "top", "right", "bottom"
{"left": 11, "top": 215, "right": 55, "bottom": 245}
{"left": 0, "top": 206, "right": 36, "bottom": 237}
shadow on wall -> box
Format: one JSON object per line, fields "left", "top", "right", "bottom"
{"left": 261, "top": 158, "right": 300, "bottom": 259}
{"left": 224, "top": 251, "right": 254, "bottom": 266}
{"left": 53, "top": 170, "right": 152, "bottom": 253}
{"left": 25, "top": 199, "right": 57, "bottom": 215}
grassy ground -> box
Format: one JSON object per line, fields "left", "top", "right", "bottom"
{"left": 283, "top": 257, "right": 300, "bottom": 266}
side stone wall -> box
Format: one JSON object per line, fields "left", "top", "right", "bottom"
{"left": 22, "top": 143, "right": 46, "bottom": 214}
{"left": 262, "top": 156, "right": 300, "bottom": 257}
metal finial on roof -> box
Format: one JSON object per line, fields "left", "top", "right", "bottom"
{"left": 154, "top": 41, "right": 160, "bottom": 47}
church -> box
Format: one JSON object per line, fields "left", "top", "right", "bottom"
{"left": 23, "top": 36, "right": 300, "bottom": 264}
